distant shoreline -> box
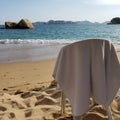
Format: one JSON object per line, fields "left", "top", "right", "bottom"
{"left": 0, "top": 20, "right": 105, "bottom": 26}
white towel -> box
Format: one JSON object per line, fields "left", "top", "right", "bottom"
{"left": 53, "top": 39, "right": 120, "bottom": 116}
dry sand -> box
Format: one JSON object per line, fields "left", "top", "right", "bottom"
{"left": 0, "top": 60, "right": 55, "bottom": 92}
{"left": 0, "top": 51, "right": 119, "bottom": 120}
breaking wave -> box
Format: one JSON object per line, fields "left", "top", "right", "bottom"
{"left": 0, "top": 39, "right": 75, "bottom": 45}
{"left": 0, "top": 39, "right": 120, "bottom": 49}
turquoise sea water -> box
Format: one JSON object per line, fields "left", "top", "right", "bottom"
{"left": 0, "top": 23, "right": 120, "bottom": 63}
{"left": 0, "top": 23, "right": 120, "bottom": 44}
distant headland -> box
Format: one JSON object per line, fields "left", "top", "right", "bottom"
{"left": 35, "top": 20, "right": 100, "bottom": 25}
{"left": 44, "top": 17, "right": 120, "bottom": 25}
{"left": 1, "top": 17, "right": 120, "bottom": 29}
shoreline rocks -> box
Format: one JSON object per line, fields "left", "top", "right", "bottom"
{"left": 107, "top": 17, "right": 120, "bottom": 24}
{"left": 5, "top": 22, "right": 18, "bottom": 29}
{"left": 5, "top": 19, "right": 34, "bottom": 29}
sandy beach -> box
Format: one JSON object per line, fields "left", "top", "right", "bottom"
{"left": 0, "top": 50, "right": 120, "bottom": 120}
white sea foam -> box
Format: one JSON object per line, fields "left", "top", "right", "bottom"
{"left": 0, "top": 38, "right": 120, "bottom": 47}
{"left": 0, "top": 39, "right": 75, "bottom": 45}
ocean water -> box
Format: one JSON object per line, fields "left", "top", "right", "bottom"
{"left": 0, "top": 23, "right": 120, "bottom": 44}
{"left": 0, "top": 23, "right": 120, "bottom": 63}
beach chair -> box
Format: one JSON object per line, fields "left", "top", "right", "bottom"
{"left": 53, "top": 39, "right": 120, "bottom": 120}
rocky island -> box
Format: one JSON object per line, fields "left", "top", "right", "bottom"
{"left": 108, "top": 17, "right": 120, "bottom": 24}
{"left": 5, "top": 19, "right": 34, "bottom": 29}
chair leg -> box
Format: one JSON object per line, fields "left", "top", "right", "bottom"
{"left": 61, "top": 91, "right": 66, "bottom": 114}
{"left": 107, "top": 107, "right": 113, "bottom": 120}
{"left": 61, "top": 92, "right": 83, "bottom": 120}
{"left": 73, "top": 116, "right": 82, "bottom": 120}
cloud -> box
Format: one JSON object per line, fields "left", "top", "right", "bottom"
{"left": 98, "top": 0, "right": 120, "bottom": 5}
{"left": 84, "top": 0, "right": 120, "bottom": 5}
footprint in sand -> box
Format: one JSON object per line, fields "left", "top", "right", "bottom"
{"left": 31, "top": 86, "right": 45, "bottom": 92}
{"left": 0, "top": 112, "right": 15, "bottom": 120}
{"left": 8, "top": 112, "right": 15, "bottom": 119}
{"left": 83, "top": 112, "right": 108, "bottom": 120}
{"left": 0, "top": 106, "right": 7, "bottom": 111}
{"left": 2, "top": 88, "right": 8, "bottom": 91}
{"left": 25, "top": 109, "right": 32, "bottom": 117}
{"left": 50, "top": 90, "right": 61, "bottom": 99}
{"left": 36, "top": 94, "right": 44, "bottom": 100}
{"left": 21, "top": 92, "right": 35, "bottom": 99}
{"left": 35, "top": 96, "right": 57, "bottom": 106}
{"left": 24, "top": 96, "right": 37, "bottom": 107}
{"left": 45, "top": 88, "right": 56, "bottom": 94}
{"left": 90, "top": 105, "right": 107, "bottom": 116}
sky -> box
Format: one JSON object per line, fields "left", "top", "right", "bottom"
{"left": 0, "top": 0, "right": 120, "bottom": 24}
